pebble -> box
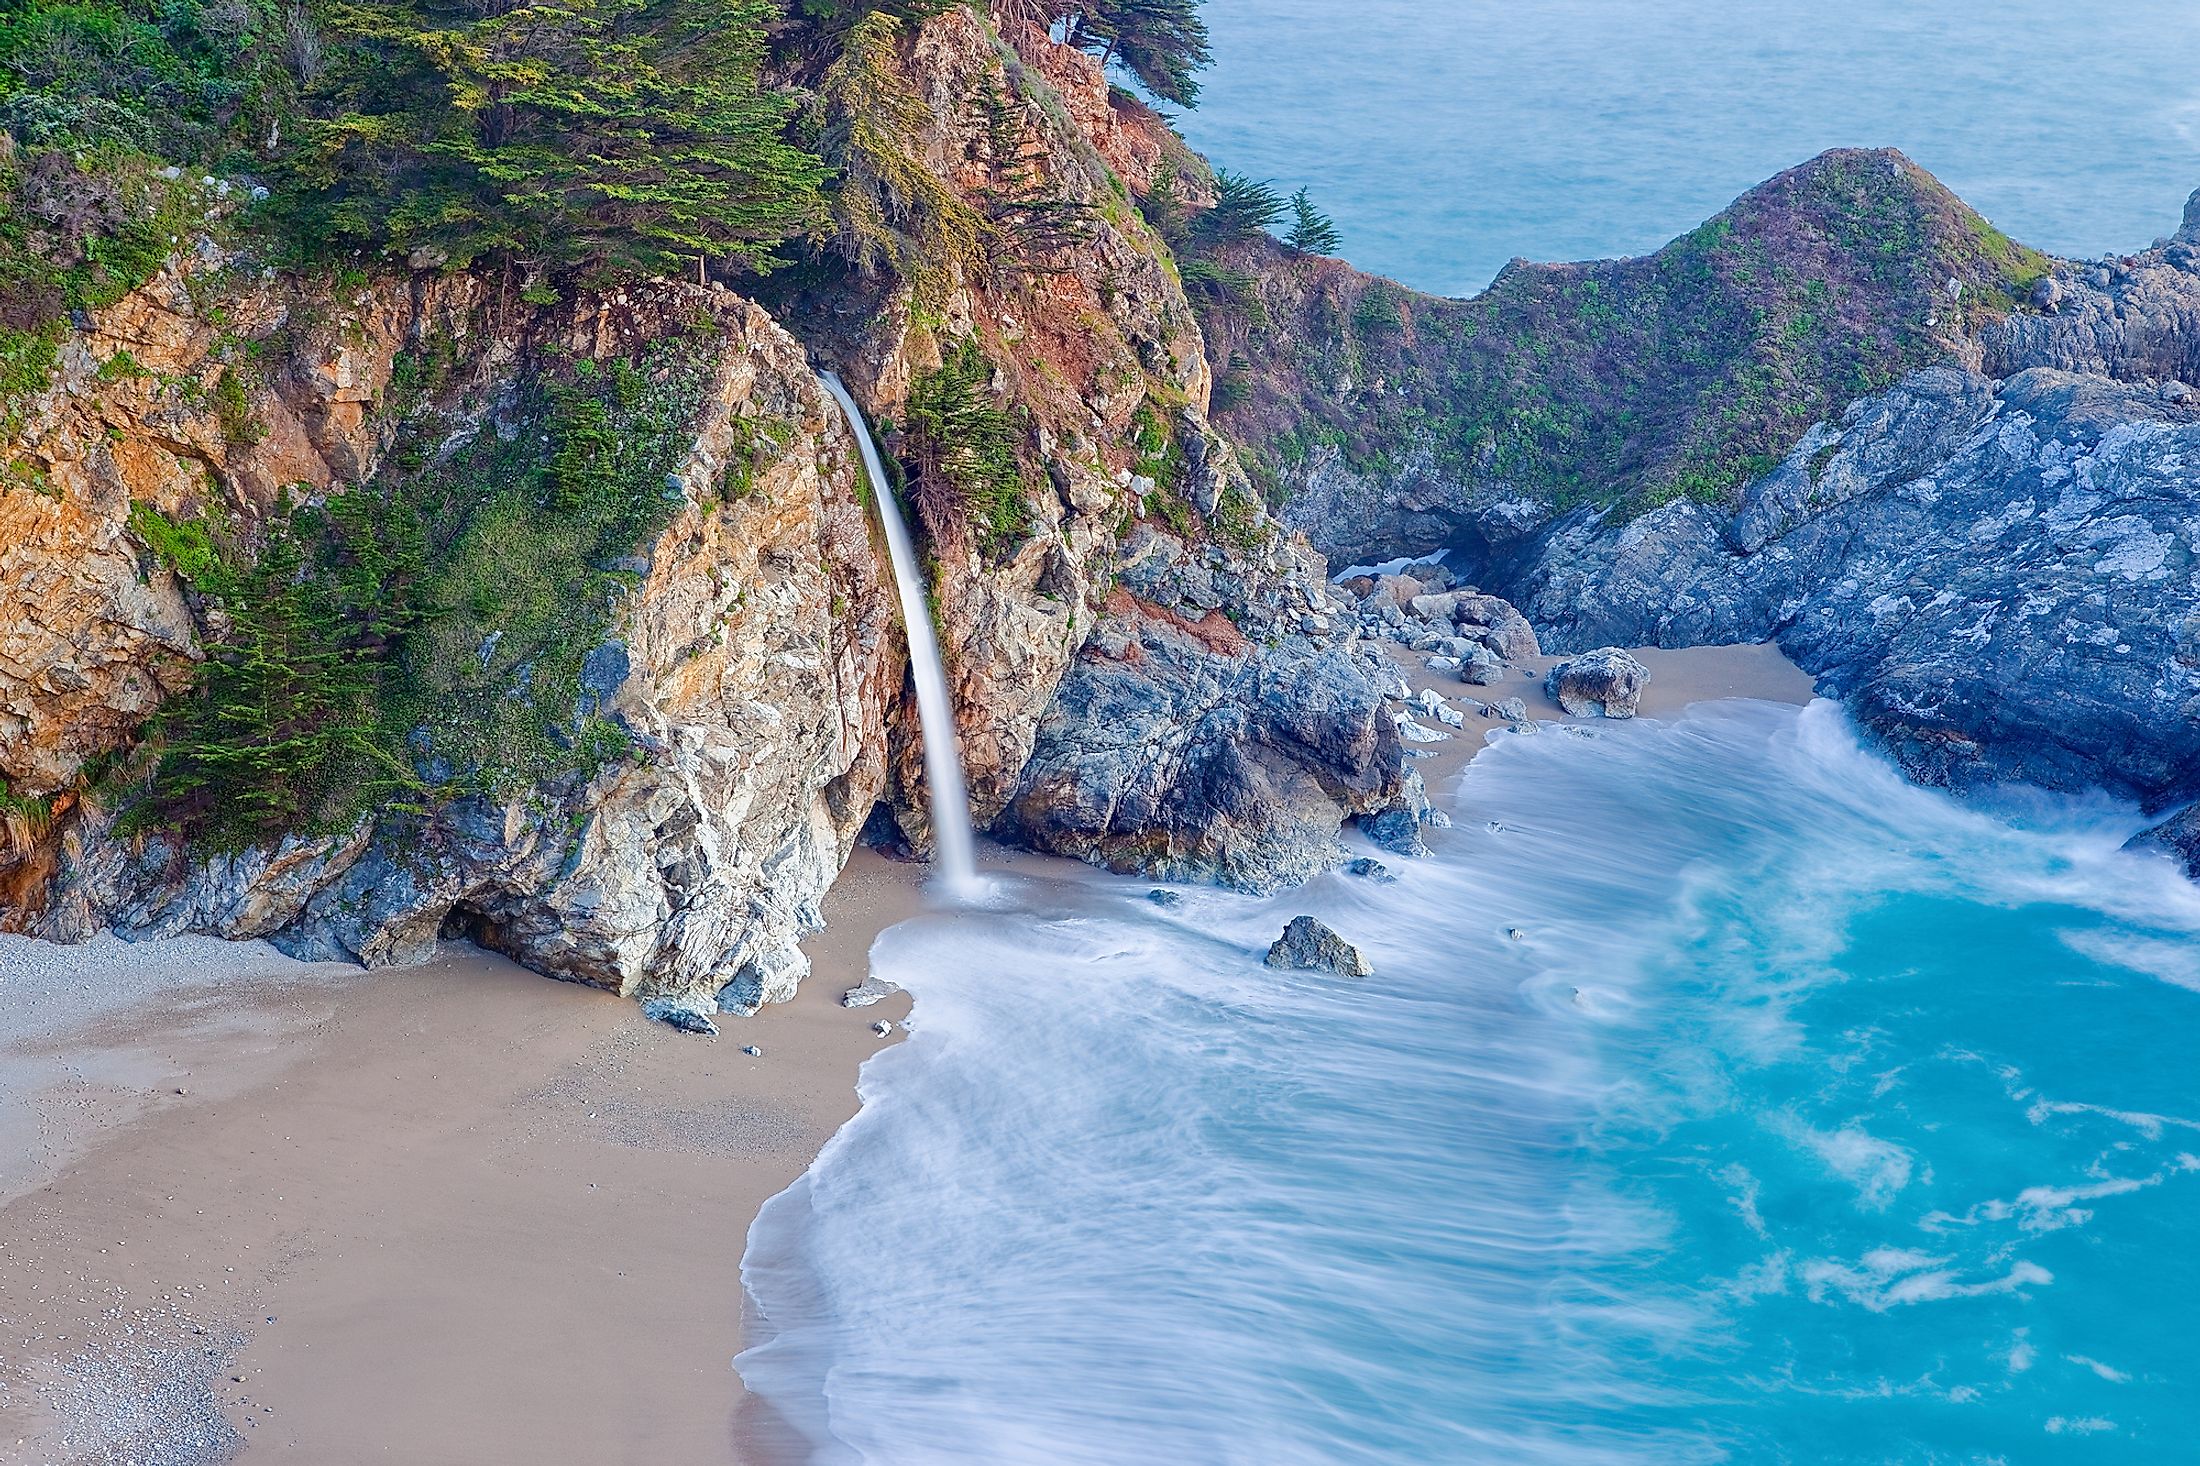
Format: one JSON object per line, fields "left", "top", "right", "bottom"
{"left": 741, "top": 1045, "right": 763, "bottom": 1057}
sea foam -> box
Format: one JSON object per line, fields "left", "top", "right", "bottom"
{"left": 740, "top": 699, "right": 2200, "bottom": 1462}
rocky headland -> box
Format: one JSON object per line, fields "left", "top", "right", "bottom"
{"left": 1206, "top": 153, "right": 2200, "bottom": 861}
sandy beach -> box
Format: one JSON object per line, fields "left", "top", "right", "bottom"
{"left": 0, "top": 851, "right": 920, "bottom": 1465}
{"left": 0, "top": 643, "right": 1810, "bottom": 1465}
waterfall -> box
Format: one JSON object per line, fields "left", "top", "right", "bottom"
{"left": 818, "top": 371, "right": 979, "bottom": 894}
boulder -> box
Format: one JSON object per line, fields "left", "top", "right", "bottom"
{"left": 1264, "top": 915, "right": 1373, "bottom": 977}
{"left": 1408, "top": 592, "right": 1460, "bottom": 623}
{"left": 1545, "top": 648, "right": 1650, "bottom": 718}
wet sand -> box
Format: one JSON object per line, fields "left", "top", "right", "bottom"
{"left": 1388, "top": 640, "right": 1817, "bottom": 796}
{"left": 0, "top": 849, "right": 920, "bottom": 1465}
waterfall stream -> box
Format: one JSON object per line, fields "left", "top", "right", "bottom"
{"left": 818, "top": 370, "right": 978, "bottom": 894}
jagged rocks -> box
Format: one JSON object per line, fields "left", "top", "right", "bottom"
{"left": 8, "top": 275, "right": 900, "bottom": 1014}
{"left": 993, "top": 526, "right": 1411, "bottom": 894}
{"left": 2128, "top": 807, "right": 2200, "bottom": 878}
{"left": 1264, "top": 915, "right": 1373, "bottom": 977}
{"left": 1545, "top": 648, "right": 1650, "bottom": 719}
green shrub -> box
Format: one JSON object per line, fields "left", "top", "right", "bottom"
{"left": 903, "top": 339, "right": 1030, "bottom": 559}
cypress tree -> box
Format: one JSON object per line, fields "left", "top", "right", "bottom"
{"left": 295, "top": 0, "right": 828, "bottom": 273}
{"left": 1056, "top": 0, "right": 1210, "bottom": 108}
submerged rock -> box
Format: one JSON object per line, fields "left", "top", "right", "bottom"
{"left": 1264, "top": 916, "right": 1374, "bottom": 977}
{"left": 1147, "top": 889, "right": 1184, "bottom": 908}
{"left": 1344, "top": 857, "right": 1395, "bottom": 883}
{"left": 1545, "top": 648, "right": 1650, "bottom": 719}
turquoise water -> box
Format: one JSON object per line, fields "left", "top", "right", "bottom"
{"left": 739, "top": 702, "right": 2200, "bottom": 1461}
{"left": 1175, "top": 0, "right": 2200, "bottom": 294}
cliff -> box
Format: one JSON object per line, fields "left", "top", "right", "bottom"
{"left": 1211, "top": 158, "right": 2200, "bottom": 848}
{"left": 0, "top": 5, "right": 1416, "bottom": 1010}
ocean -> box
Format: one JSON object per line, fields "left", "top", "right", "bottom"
{"left": 1174, "top": 0, "right": 2200, "bottom": 296}
{"left": 739, "top": 702, "right": 2200, "bottom": 1462}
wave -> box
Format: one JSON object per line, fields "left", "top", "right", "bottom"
{"left": 739, "top": 699, "right": 2200, "bottom": 1462}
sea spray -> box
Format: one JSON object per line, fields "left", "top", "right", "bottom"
{"left": 818, "top": 371, "right": 977, "bottom": 895}
{"left": 739, "top": 700, "right": 2200, "bottom": 1462}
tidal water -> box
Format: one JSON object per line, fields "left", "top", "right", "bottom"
{"left": 1175, "top": 0, "right": 2200, "bottom": 295}
{"left": 739, "top": 701, "right": 2200, "bottom": 1462}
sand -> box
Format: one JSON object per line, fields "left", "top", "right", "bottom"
{"left": 1386, "top": 640, "right": 1816, "bottom": 797}
{"left": 0, "top": 642, "right": 1813, "bottom": 1465}
{"left": 0, "top": 850, "right": 920, "bottom": 1465}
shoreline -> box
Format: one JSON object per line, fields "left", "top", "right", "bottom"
{"left": 0, "top": 644, "right": 1809, "bottom": 1464}
{"left": 0, "top": 850, "right": 920, "bottom": 1464}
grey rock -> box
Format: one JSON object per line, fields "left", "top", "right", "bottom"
{"left": 1545, "top": 648, "right": 1650, "bottom": 718}
{"left": 643, "top": 1000, "right": 718, "bottom": 1037}
{"left": 2127, "top": 806, "right": 2200, "bottom": 878}
{"left": 870, "top": 1019, "right": 896, "bottom": 1038}
{"left": 1264, "top": 915, "right": 1374, "bottom": 977}
{"left": 995, "top": 530, "right": 1411, "bottom": 894}
{"left": 1509, "top": 365, "right": 2200, "bottom": 806}
{"left": 1344, "top": 856, "right": 1395, "bottom": 883}
{"left": 1490, "top": 696, "right": 1529, "bottom": 723}
{"left": 840, "top": 976, "right": 903, "bottom": 1009}
{"left": 1146, "top": 888, "right": 1184, "bottom": 907}
{"left": 741, "top": 1044, "right": 764, "bottom": 1057}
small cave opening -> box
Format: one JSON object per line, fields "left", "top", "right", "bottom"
{"left": 858, "top": 800, "right": 918, "bottom": 863}
{"left": 438, "top": 902, "right": 514, "bottom": 958}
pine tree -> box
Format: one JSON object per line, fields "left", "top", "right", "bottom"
{"left": 294, "top": 0, "right": 828, "bottom": 274}
{"left": 1285, "top": 186, "right": 1342, "bottom": 256}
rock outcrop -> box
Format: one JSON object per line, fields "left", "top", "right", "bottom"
{"left": 1264, "top": 915, "right": 1372, "bottom": 977}
{"left": 2128, "top": 806, "right": 2200, "bottom": 878}
{"left": 5, "top": 261, "right": 902, "bottom": 1011}
{"left": 1508, "top": 363, "right": 2200, "bottom": 807}
{"left": 1211, "top": 152, "right": 2200, "bottom": 831}
{"left": 995, "top": 526, "right": 1408, "bottom": 891}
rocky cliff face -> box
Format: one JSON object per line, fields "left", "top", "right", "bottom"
{"left": 1216, "top": 161, "right": 2200, "bottom": 840}
{"left": 0, "top": 7, "right": 1412, "bottom": 1005}
{"left": 2, "top": 251, "right": 904, "bottom": 1012}
{"left": 760, "top": 7, "right": 1409, "bottom": 889}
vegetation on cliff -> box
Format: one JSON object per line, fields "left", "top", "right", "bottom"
{"left": 1205, "top": 148, "right": 2054, "bottom": 515}
{"left": 123, "top": 329, "right": 718, "bottom": 849}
